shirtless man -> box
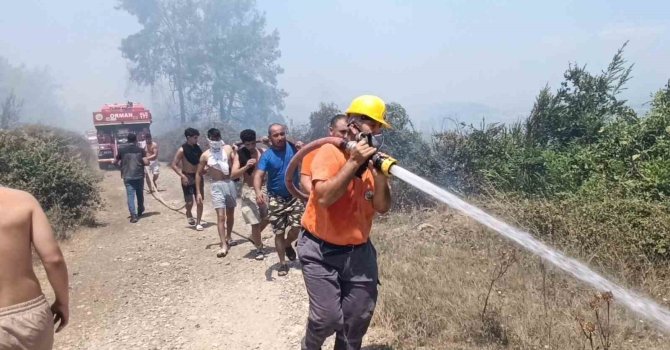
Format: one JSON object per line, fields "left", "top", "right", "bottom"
{"left": 144, "top": 133, "right": 160, "bottom": 193}
{"left": 231, "top": 129, "right": 269, "bottom": 260}
{"left": 196, "top": 128, "right": 237, "bottom": 257}
{"left": 171, "top": 128, "right": 204, "bottom": 230}
{"left": 0, "top": 187, "right": 69, "bottom": 350}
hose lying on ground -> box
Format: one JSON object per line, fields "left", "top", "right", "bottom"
{"left": 144, "top": 167, "right": 186, "bottom": 212}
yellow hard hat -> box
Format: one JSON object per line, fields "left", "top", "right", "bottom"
{"left": 346, "top": 95, "right": 390, "bottom": 128}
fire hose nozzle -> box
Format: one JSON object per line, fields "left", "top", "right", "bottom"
{"left": 343, "top": 140, "right": 397, "bottom": 177}
{"left": 372, "top": 153, "right": 397, "bottom": 177}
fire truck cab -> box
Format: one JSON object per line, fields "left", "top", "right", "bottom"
{"left": 93, "top": 102, "right": 152, "bottom": 169}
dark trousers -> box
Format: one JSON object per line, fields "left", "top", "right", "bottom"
{"left": 124, "top": 178, "right": 145, "bottom": 216}
{"left": 297, "top": 230, "right": 378, "bottom": 350}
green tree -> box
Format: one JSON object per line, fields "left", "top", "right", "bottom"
{"left": 304, "top": 102, "right": 341, "bottom": 141}
{"left": 525, "top": 42, "right": 635, "bottom": 148}
{"left": 119, "top": 0, "right": 202, "bottom": 123}
{"left": 200, "top": 0, "right": 286, "bottom": 126}
{"left": 119, "top": 0, "right": 285, "bottom": 127}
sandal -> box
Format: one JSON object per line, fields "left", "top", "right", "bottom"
{"left": 196, "top": 224, "right": 204, "bottom": 231}
{"left": 254, "top": 248, "right": 265, "bottom": 261}
{"left": 187, "top": 217, "right": 196, "bottom": 226}
{"left": 285, "top": 245, "right": 297, "bottom": 262}
{"left": 216, "top": 246, "right": 228, "bottom": 258}
{"left": 227, "top": 239, "right": 238, "bottom": 247}
{"left": 277, "top": 264, "right": 289, "bottom": 277}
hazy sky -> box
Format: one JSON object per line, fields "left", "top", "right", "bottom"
{"left": 1, "top": 0, "right": 668, "bottom": 131}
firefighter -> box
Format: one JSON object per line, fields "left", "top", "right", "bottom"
{"left": 297, "top": 95, "right": 392, "bottom": 350}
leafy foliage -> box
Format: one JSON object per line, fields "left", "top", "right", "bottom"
{"left": 303, "top": 102, "right": 341, "bottom": 141}
{"left": 118, "top": 0, "right": 285, "bottom": 126}
{"left": 0, "top": 126, "right": 102, "bottom": 238}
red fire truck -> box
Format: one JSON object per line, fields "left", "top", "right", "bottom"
{"left": 93, "top": 102, "right": 152, "bottom": 169}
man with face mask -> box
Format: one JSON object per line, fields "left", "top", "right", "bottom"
{"left": 297, "top": 95, "right": 392, "bottom": 350}
{"left": 231, "top": 129, "right": 269, "bottom": 261}
{"left": 196, "top": 128, "right": 237, "bottom": 258}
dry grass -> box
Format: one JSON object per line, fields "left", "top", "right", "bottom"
{"left": 371, "top": 208, "right": 670, "bottom": 349}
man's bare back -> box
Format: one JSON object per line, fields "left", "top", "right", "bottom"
{"left": 0, "top": 187, "right": 69, "bottom": 331}
{"left": 0, "top": 189, "right": 46, "bottom": 307}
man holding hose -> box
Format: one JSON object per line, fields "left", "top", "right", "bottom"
{"left": 298, "top": 95, "right": 392, "bottom": 350}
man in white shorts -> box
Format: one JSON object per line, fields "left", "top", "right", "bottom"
{"left": 231, "top": 129, "right": 269, "bottom": 260}
{"left": 144, "top": 133, "right": 160, "bottom": 192}
{"left": 196, "top": 128, "right": 237, "bottom": 258}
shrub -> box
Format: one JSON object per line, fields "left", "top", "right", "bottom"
{"left": 0, "top": 125, "right": 102, "bottom": 238}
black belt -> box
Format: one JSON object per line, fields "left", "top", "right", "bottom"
{"left": 302, "top": 229, "right": 368, "bottom": 252}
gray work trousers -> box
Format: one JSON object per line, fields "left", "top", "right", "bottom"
{"left": 297, "top": 230, "right": 379, "bottom": 350}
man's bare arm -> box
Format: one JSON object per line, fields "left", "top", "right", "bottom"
{"left": 30, "top": 196, "right": 69, "bottom": 332}
{"left": 253, "top": 168, "right": 265, "bottom": 194}
{"left": 147, "top": 142, "right": 158, "bottom": 161}
{"left": 230, "top": 150, "right": 245, "bottom": 179}
{"left": 224, "top": 145, "right": 234, "bottom": 174}
{"left": 300, "top": 174, "right": 312, "bottom": 196}
{"left": 371, "top": 171, "right": 391, "bottom": 213}
{"left": 195, "top": 153, "right": 207, "bottom": 201}
{"left": 171, "top": 148, "right": 186, "bottom": 177}
{"left": 253, "top": 168, "right": 267, "bottom": 205}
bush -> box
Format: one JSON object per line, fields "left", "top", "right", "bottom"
{"left": 0, "top": 125, "right": 102, "bottom": 238}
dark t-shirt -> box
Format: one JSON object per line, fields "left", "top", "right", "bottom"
{"left": 238, "top": 147, "right": 261, "bottom": 176}
{"left": 116, "top": 145, "right": 146, "bottom": 180}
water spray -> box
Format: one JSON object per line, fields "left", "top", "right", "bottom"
{"left": 285, "top": 137, "right": 670, "bottom": 333}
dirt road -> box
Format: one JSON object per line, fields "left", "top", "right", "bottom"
{"left": 36, "top": 167, "right": 381, "bottom": 349}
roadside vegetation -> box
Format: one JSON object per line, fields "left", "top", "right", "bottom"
{"left": 0, "top": 125, "right": 102, "bottom": 239}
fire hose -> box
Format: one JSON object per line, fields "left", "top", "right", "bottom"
{"left": 144, "top": 166, "right": 186, "bottom": 212}
{"left": 284, "top": 136, "right": 397, "bottom": 201}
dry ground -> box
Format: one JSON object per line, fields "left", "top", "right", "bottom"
{"left": 35, "top": 167, "right": 389, "bottom": 349}
{"left": 34, "top": 165, "right": 670, "bottom": 349}
{"left": 372, "top": 209, "right": 670, "bottom": 349}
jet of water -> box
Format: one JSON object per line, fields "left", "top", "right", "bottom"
{"left": 390, "top": 165, "right": 670, "bottom": 332}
